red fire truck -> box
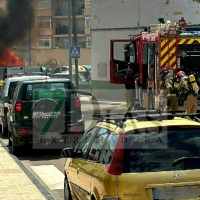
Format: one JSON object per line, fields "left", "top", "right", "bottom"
{"left": 110, "top": 17, "right": 200, "bottom": 109}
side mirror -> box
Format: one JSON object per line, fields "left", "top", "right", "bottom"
{"left": 61, "top": 147, "right": 74, "bottom": 158}
{"left": 3, "top": 96, "right": 11, "bottom": 103}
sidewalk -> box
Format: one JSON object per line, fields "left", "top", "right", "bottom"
{"left": 0, "top": 140, "right": 54, "bottom": 200}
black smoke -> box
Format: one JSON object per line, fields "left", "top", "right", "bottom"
{"left": 0, "top": 0, "right": 34, "bottom": 47}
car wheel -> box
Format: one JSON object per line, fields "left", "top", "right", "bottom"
{"left": 64, "top": 177, "right": 72, "bottom": 200}
{"left": 2, "top": 126, "right": 8, "bottom": 137}
{"left": 11, "top": 134, "right": 18, "bottom": 155}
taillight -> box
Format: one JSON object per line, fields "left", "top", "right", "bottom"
{"left": 105, "top": 130, "right": 125, "bottom": 175}
{"left": 4, "top": 107, "right": 8, "bottom": 116}
{"left": 15, "top": 101, "right": 22, "bottom": 112}
{"left": 18, "top": 129, "right": 32, "bottom": 135}
{"left": 67, "top": 125, "right": 82, "bottom": 132}
{"left": 74, "top": 97, "right": 81, "bottom": 108}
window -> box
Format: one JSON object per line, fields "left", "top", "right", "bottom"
{"left": 88, "top": 128, "right": 110, "bottom": 162}
{"left": 23, "top": 40, "right": 29, "bottom": 47}
{"left": 38, "top": 18, "right": 51, "bottom": 29}
{"left": 88, "top": 128, "right": 118, "bottom": 163}
{"left": 22, "top": 82, "right": 73, "bottom": 101}
{"left": 8, "top": 82, "right": 19, "bottom": 100}
{"left": 85, "top": 17, "right": 90, "bottom": 27}
{"left": 86, "top": 36, "right": 91, "bottom": 48}
{"left": 75, "top": 127, "right": 98, "bottom": 159}
{"left": 38, "top": 37, "right": 52, "bottom": 48}
{"left": 99, "top": 132, "right": 118, "bottom": 164}
{"left": 123, "top": 127, "right": 200, "bottom": 173}
{"left": 38, "top": 0, "right": 51, "bottom": 10}
{"left": 85, "top": 0, "right": 90, "bottom": 8}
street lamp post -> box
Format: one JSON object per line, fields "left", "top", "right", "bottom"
{"left": 28, "top": 12, "right": 31, "bottom": 66}
{"left": 72, "top": 0, "right": 79, "bottom": 90}
{"left": 68, "top": 0, "right": 72, "bottom": 80}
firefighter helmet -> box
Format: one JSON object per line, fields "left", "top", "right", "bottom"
{"left": 159, "top": 68, "right": 169, "bottom": 78}
{"left": 177, "top": 71, "right": 186, "bottom": 80}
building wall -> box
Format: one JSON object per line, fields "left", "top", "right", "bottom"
{"left": 91, "top": 0, "right": 200, "bottom": 100}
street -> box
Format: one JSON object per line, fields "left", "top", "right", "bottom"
{"left": 0, "top": 99, "right": 126, "bottom": 200}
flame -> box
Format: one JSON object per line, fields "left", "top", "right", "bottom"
{"left": 0, "top": 46, "right": 27, "bottom": 66}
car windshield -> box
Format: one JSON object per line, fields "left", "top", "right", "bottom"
{"left": 22, "top": 82, "right": 74, "bottom": 101}
{"left": 8, "top": 81, "right": 19, "bottom": 99}
{"left": 123, "top": 127, "right": 200, "bottom": 173}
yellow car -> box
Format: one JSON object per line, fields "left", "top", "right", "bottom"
{"left": 62, "top": 110, "right": 200, "bottom": 200}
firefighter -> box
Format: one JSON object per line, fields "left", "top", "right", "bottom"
{"left": 124, "top": 68, "right": 135, "bottom": 111}
{"left": 176, "top": 70, "right": 199, "bottom": 114}
{"left": 159, "top": 68, "right": 179, "bottom": 111}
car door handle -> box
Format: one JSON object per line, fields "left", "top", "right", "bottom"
{"left": 77, "top": 168, "right": 79, "bottom": 174}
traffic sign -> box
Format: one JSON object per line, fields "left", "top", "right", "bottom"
{"left": 69, "top": 46, "right": 81, "bottom": 59}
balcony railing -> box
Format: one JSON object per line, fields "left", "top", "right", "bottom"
{"left": 55, "top": 27, "right": 84, "bottom": 35}
{"left": 56, "top": 26, "right": 68, "bottom": 34}
{"left": 55, "top": 5, "right": 84, "bottom": 16}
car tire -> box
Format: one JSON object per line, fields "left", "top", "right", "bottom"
{"left": 2, "top": 126, "right": 8, "bottom": 137}
{"left": 11, "top": 134, "right": 18, "bottom": 155}
{"left": 64, "top": 177, "right": 72, "bottom": 200}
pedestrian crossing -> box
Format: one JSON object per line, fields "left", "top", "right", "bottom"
{"left": 31, "top": 165, "right": 64, "bottom": 190}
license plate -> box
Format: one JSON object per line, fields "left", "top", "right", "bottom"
{"left": 153, "top": 185, "right": 199, "bottom": 200}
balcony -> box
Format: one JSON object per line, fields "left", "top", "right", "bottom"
{"left": 55, "top": 4, "right": 84, "bottom": 16}
{"left": 73, "top": 28, "right": 84, "bottom": 34}
{"left": 55, "top": 27, "right": 84, "bottom": 35}
{"left": 56, "top": 26, "right": 68, "bottom": 34}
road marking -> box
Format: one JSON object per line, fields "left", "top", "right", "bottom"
{"left": 31, "top": 165, "right": 64, "bottom": 190}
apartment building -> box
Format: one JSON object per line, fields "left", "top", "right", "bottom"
{"left": 36, "top": 0, "right": 91, "bottom": 49}
{"left": 1, "top": 0, "right": 91, "bottom": 65}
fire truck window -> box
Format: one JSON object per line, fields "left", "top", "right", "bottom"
{"left": 113, "top": 42, "right": 135, "bottom": 62}
{"left": 142, "top": 44, "right": 148, "bottom": 64}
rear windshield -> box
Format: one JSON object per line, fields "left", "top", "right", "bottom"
{"left": 8, "top": 81, "right": 18, "bottom": 99}
{"left": 22, "top": 82, "right": 75, "bottom": 101}
{"left": 123, "top": 127, "right": 200, "bottom": 173}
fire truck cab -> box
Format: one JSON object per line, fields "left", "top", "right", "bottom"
{"left": 110, "top": 17, "right": 200, "bottom": 109}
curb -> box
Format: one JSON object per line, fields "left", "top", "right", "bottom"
{"left": 0, "top": 139, "right": 55, "bottom": 200}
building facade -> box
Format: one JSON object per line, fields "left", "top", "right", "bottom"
{"left": 91, "top": 0, "right": 200, "bottom": 100}
{"left": 0, "top": 0, "right": 91, "bottom": 66}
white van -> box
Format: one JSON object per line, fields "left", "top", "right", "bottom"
{"left": 0, "top": 75, "right": 49, "bottom": 137}
{"left": 0, "top": 66, "right": 43, "bottom": 80}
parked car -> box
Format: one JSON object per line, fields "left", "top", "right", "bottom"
{"left": 61, "top": 110, "right": 200, "bottom": 200}
{"left": 51, "top": 72, "right": 92, "bottom": 95}
{"left": 6, "top": 78, "right": 85, "bottom": 155}
{"left": 0, "top": 74, "right": 50, "bottom": 137}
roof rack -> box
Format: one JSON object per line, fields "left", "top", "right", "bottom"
{"left": 93, "top": 110, "right": 200, "bottom": 128}
{"left": 7, "top": 72, "right": 47, "bottom": 77}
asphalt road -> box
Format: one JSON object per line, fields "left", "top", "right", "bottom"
{"left": 0, "top": 101, "right": 126, "bottom": 200}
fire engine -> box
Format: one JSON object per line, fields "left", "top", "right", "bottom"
{"left": 110, "top": 17, "right": 200, "bottom": 109}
